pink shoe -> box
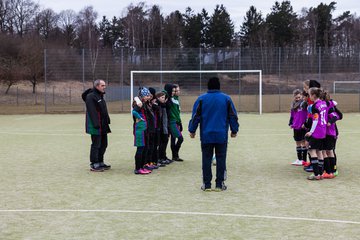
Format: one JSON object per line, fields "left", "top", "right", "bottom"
{"left": 134, "top": 168, "right": 150, "bottom": 174}
{"left": 141, "top": 168, "right": 152, "bottom": 174}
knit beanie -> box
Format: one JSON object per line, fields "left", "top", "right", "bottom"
{"left": 139, "top": 87, "right": 151, "bottom": 98}
{"left": 208, "top": 77, "right": 220, "bottom": 90}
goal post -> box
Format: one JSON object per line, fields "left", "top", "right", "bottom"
{"left": 333, "top": 81, "right": 360, "bottom": 94}
{"left": 130, "top": 70, "right": 263, "bottom": 114}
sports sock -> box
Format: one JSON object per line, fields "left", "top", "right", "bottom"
{"left": 329, "top": 157, "right": 336, "bottom": 173}
{"left": 318, "top": 159, "right": 324, "bottom": 174}
{"left": 301, "top": 147, "right": 308, "bottom": 162}
{"left": 324, "top": 157, "right": 331, "bottom": 174}
{"left": 296, "top": 147, "right": 302, "bottom": 160}
{"left": 310, "top": 157, "right": 320, "bottom": 176}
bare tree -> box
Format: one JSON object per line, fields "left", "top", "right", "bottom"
{"left": 58, "top": 9, "right": 77, "bottom": 46}
{"left": 7, "top": 0, "right": 39, "bottom": 37}
{"left": 33, "top": 8, "right": 58, "bottom": 40}
{"left": 76, "top": 6, "right": 99, "bottom": 80}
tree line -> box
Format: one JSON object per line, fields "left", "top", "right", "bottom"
{"left": 1, "top": 0, "right": 359, "bottom": 94}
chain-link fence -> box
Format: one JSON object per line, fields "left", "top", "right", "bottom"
{"left": 1, "top": 47, "right": 360, "bottom": 114}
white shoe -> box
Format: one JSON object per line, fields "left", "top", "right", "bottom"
{"left": 291, "top": 159, "right": 303, "bottom": 166}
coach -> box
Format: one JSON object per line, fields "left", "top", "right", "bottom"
{"left": 82, "top": 79, "right": 111, "bottom": 172}
{"left": 188, "top": 77, "right": 239, "bottom": 192}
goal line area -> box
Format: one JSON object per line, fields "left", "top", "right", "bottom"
{"left": 130, "top": 70, "right": 263, "bottom": 114}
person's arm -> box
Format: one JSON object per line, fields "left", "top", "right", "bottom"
{"left": 335, "top": 106, "right": 343, "bottom": 120}
{"left": 227, "top": 98, "right": 239, "bottom": 136}
{"left": 85, "top": 95, "right": 100, "bottom": 129}
{"left": 289, "top": 110, "right": 294, "bottom": 126}
{"left": 188, "top": 99, "right": 202, "bottom": 135}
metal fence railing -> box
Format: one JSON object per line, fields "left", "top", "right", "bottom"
{"left": 1, "top": 47, "right": 360, "bottom": 114}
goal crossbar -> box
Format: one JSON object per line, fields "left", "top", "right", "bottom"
{"left": 333, "top": 81, "right": 360, "bottom": 94}
{"left": 130, "top": 70, "right": 262, "bottom": 114}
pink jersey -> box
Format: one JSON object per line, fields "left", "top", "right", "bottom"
{"left": 311, "top": 100, "right": 328, "bottom": 139}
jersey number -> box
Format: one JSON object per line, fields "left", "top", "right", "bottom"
{"left": 320, "top": 110, "right": 327, "bottom": 125}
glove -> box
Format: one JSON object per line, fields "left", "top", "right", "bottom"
{"left": 179, "top": 122, "right": 183, "bottom": 132}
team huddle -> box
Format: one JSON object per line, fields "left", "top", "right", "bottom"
{"left": 132, "top": 84, "right": 184, "bottom": 174}
{"left": 289, "top": 80, "right": 343, "bottom": 180}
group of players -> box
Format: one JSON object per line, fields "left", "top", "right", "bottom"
{"left": 289, "top": 80, "right": 343, "bottom": 180}
{"left": 131, "top": 83, "right": 184, "bottom": 174}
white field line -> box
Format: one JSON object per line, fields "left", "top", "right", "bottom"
{"left": 1, "top": 131, "right": 360, "bottom": 137}
{"left": 0, "top": 209, "right": 359, "bottom": 225}
{"left": 14, "top": 116, "right": 41, "bottom": 121}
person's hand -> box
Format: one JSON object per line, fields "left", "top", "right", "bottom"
{"left": 189, "top": 132, "right": 195, "bottom": 138}
{"left": 231, "top": 132, "right": 237, "bottom": 138}
{"left": 305, "top": 132, "right": 312, "bottom": 137}
{"left": 327, "top": 122, "right": 331, "bottom": 126}
{"left": 179, "top": 123, "right": 183, "bottom": 132}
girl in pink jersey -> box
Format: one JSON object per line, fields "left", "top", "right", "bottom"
{"left": 289, "top": 89, "right": 308, "bottom": 166}
{"left": 322, "top": 94, "right": 343, "bottom": 178}
{"left": 305, "top": 88, "right": 328, "bottom": 180}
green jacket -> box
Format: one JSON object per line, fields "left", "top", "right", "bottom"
{"left": 169, "top": 96, "right": 181, "bottom": 123}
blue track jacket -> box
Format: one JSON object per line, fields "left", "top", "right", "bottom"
{"left": 188, "top": 90, "right": 239, "bottom": 144}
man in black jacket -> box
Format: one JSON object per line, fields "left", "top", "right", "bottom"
{"left": 82, "top": 79, "right": 111, "bottom": 172}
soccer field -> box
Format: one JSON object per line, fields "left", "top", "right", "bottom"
{"left": 1, "top": 113, "right": 360, "bottom": 239}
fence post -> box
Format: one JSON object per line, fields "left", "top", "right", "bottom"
{"left": 82, "top": 48, "right": 85, "bottom": 112}
{"left": 16, "top": 87, "right": 19, "bottom": 106}
{"left": 44, "top": 49, "right": 47, "bottom": 113}
{"left": 121, "top": 47, "right": 124, "bottom": 112}
{"left": 52, "top": 86, "right": 55, "bottom": 105}
{"left": 278, "top": 47, "right": 281, "bottom": 112}
{"left": 318, "top": 46, "right": 321, "bottom": 81}
{"left": 199, "top": 47, "right": 202, "bottom": 94}
{"left": 238, "top": 47, "right": 241, "bottom": 111}
{"left": 69, "top": 87, "right": 72, "bottom": 105}
{"left": 160, "top": 47, "right": 163, "bottom": 88}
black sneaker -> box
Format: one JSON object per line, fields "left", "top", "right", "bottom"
{"left": 100, "top": 162, "right": 111, "bottom": 170}
{"left": 90, "top": 164, "right": 104, "bottom": 172}
{"left": 165, "top": 158, "right": 174, "bottom": 164}
{"left": 173, "top": 157, "right": 184, "bottom": 162}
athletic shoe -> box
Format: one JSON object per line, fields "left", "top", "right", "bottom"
{"left": 100, "top": 162, "right": 111, "bottom": 170}
{"left": 144, "top": 164, "right": 156, "bottom": 170}
{"left": 90, "top": 164, "right": 104, "bottom": 172}
{"left": 322, "top": 173, "right": 335, "bottom": 179}
{"left": 302, "top": 161, "right": 311, "bottom": 167}
{"left": 291, "top": 159, "right": 303, "bottom": 166}
{"left": 134, "top": 168, "right": 150, "bottom": 175}
{"left": 150, "top": 163, "right": 159, "bottom": 169}
{"left": 172, "top": 157, "right": 184, "bottom": 162}
{"left": 163, "top": 158, "right": 174, "bottom": 164}
{"left": 304, "top": 165, "right": 313, "bottom": 172}
{"left": 201, "top": 185, "right": 212, "bottom": 192}
{"left": 157, "top": 162, "right": 166, "bottom": 167}
{"left": 307, "top": 174, "right": 323, "bottom": 180}
{"left": 214, "top": 183, "right": 227, "bottom": 192}
{"left": 334, "top": 170, "right": 339, "bottom": 177}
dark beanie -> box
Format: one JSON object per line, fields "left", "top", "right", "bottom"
{"left": 208, "top": 77, "right": 220, "bottom": 90}
{"left": 309, "top": 80, "right": 321, "bottom": 88}
{"left": 149, "top": 87, "right": 156, "bottom": 96}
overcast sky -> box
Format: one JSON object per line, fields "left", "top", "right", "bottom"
{"left": 37, "top": 0, "right": 358, "bottom": 29}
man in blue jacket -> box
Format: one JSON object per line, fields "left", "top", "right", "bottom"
{"left": 188, "top": 77, "right": 239, "bottom": 192}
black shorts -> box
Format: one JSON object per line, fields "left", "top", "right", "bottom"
{"left": 308, "top": 137, "right": 324, "bottom": 150}
{"left": 293, "top": 129, "right": 306, "bottom": 142}
{"left": 323, "top": 135, "right": 337, "bottom": 150}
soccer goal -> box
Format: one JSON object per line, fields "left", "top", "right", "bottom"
{"left": 333, "top": 81, "right": 360, "bottom": 94}
{"left": 130, "top": 70, "right": 263, "bottom": 114}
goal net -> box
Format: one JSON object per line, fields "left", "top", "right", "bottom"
{"left": 130, "top": 70, "right": 263, "bottom": 114}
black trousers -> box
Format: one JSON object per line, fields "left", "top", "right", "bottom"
{"left": 159, "top": 133, "right": 169, "bottom": 160}
{"left": 171, "top": 135, "right": 183, "bottom": 158}
{"left": 90, "top": 134, "right": 108, "bottom": 164}
{"left": 201, "top": 143, "right": 227, "bottom": 189}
